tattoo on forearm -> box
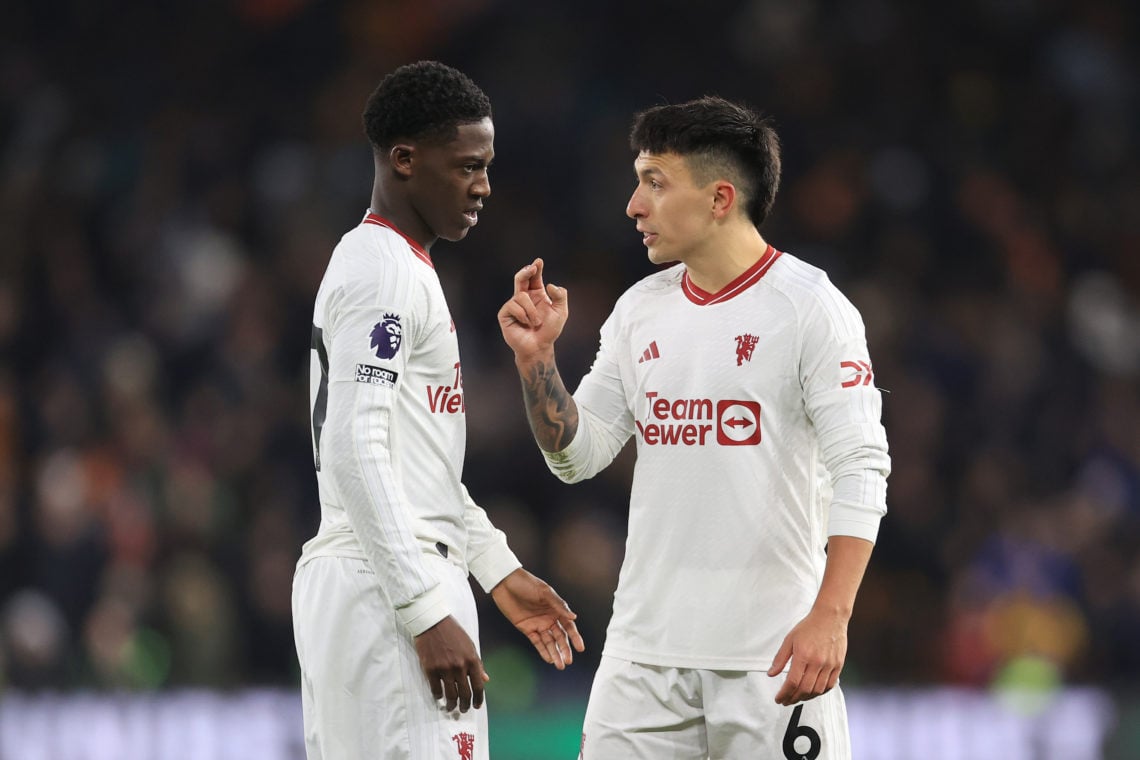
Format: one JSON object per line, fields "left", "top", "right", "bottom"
{"left": 521, "top": 361, "right": 578, "bottom": 452}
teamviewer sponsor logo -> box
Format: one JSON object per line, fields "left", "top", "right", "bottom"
{"left": 355, "top": 363, "right": 398, "bottom": 387}
{"left": 635, "top": 392, "right": 761, "bottom": 446}
{"left": 716, "top": 399, "right": 761, "bottom": 445}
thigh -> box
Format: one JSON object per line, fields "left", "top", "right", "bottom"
{"left": 293, "top": 555, "right": 487, "bottom": 760}
{"left": 701, "top": 670, "right": 851, "bottom": 760}
{"left": 580, "top": 657, "right": 706, "bottom": 760}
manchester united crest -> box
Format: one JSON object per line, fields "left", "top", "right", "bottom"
{"left": 451, "top": 732, "right": 475, "bottom": 760}
{"left": 735, "top": 334, "right": 759, "bottom": 365}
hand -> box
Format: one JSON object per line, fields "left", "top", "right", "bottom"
{"left": 767, "top": 607, "right": 848, "bottom": 705}
{"left": 491, "top": 568, "right": 585, "bottom": 669}
{"left": 414, "top": 616, "right": 489, "bottom": 712}
{"left": 498, "top": 258, "right": 569, "bottom": 363}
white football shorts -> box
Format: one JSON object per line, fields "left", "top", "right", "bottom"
{"left": 292, "top": 552, "right": 487, "bottom": 760}
{"left": 580, "top": 655, "right": 851, "bottom": 760}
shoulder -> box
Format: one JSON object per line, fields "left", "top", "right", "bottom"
{"left": 765, "top": 251, "right": 831, "bottom": 294}
{"left": 764, "top": 251, "right": 864, "bottom": 336}
{"left": 321, "top": 222, "right": 428, "bottom": 314}
{"left": 597, "top": 265, "right": 683, "bottom": 333}
{"left": 614, "top": 264, "right": 684, "bottom": 309}
{"left": 334, "top": 222, "right": 413, "bottom": 271}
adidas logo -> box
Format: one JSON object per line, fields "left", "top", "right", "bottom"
{"left": 638, "top": 341, "right": 661, "bottom": 364}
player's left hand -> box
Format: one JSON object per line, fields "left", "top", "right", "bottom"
{"left": 767, "top": 607, "right": 848, "bottom": 705}
{"left": 491, "top": 568, "right": 585, "bottom": 669}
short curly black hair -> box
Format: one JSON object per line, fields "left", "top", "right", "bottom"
{"left": 363, "top": 61, "right": 492, "bottom": 151}
{"left": 630, "top": 96, "right": 781, "bottom": 228}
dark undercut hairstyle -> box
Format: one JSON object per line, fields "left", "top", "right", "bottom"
{"left": 630, "top": 96, "right": 781, "bottom": 228}
{"left": 363, "top": 61, "right": 492, "bottom": 151}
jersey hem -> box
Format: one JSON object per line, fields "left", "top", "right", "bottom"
{"left": 602, "top": 643, "right": 776, "bottom": 672}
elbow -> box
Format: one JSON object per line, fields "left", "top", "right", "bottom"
{"left": 557, "top": 469, "right": 587, "bottom": 484}
{"left": 540, "top": 413, "right": 618, "bottom": 485}
{"left": 544, "top": 455, "right": 587, "bottom": 484}
{"left": 825, "top": 437, "right": 891, "bottom": 482}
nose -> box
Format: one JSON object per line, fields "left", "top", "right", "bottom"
{"left": 472, "top": 170, "right": 491, "bottom": 199}
{"left": 626, "top": 187, "right": 644, "bottom": 220}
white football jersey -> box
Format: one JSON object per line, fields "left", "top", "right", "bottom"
{"left": 545, "top": 246, "right": 890, "bottom": 669}
{"left": 301, "top": 211, "right": 519, "bottom": 636}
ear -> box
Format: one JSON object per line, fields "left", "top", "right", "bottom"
{"left": 388, "top": 144, "right": 415, "bottom": 179}
{"left": 711, "top": 180, "right": 737, "bottom": 221}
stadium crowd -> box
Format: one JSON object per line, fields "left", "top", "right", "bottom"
{"left": 0, "top": 0, "right": 1137, "bottom": 709}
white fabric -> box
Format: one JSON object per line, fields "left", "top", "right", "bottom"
{"left": 300, "top": 212, "right": 519, "bottom": 638}
{"left": 292, "top": 553, "right": 488, "bottom": 760}
{"left": 545, "top": 250, "right": 890, "bottom": 670}
{"left": 581, "top": 656, "right": 851, "bottom": 760}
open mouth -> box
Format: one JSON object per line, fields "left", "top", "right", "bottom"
{"left": 463, "top": 209, "right": 480, "bottom": 227}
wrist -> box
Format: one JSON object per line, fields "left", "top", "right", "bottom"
{"left": 490, "top": 567, "right": 525, "bottom": 595}
{"left": 514, "top": 348, "right": 556, "bottom": 372}
{"left": 811, "top": 595, "right": 854, "bottom": 621}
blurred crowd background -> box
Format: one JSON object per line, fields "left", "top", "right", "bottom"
{"left": 1, "top": 0, "right": 1137, "bottom": 722}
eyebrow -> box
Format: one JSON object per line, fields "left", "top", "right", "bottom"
{"left": 635, "top": 166, "right": 664, "bottom": 181}
{"left": 459, "top": 154, "right": 494, "bottom": 167}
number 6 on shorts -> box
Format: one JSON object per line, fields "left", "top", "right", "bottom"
{"left": 782, "top": 704, "right": 821, "bottom": 760}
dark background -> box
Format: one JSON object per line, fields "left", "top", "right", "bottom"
{"left": 0, "top": 0, "right": 1137, "bottom": 724}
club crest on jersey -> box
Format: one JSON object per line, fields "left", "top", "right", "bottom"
{"left": 735, "top": 333, "right": 759, "bottom": 365}
{"left": 370, "top": 313, "right": 403, "bottom": 359}
{"left": 451, "top": 732, "right": 475, "bottom": 760}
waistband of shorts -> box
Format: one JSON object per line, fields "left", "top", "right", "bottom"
{"left": 297, "top": 541, "right": 463, "bottom": 573}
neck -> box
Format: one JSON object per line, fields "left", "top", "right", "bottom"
{"left": 370, "top": 179, "right": 436, "bottom": 251}
{"left": 683, "top": 225, "right": 769, "bottom": 294}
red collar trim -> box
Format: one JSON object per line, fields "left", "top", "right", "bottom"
{"left": 681, "top": 245, "right": 781, "bottom": 305}
{"left": 363, "top": 212, "right": 434, "bottom": 269}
